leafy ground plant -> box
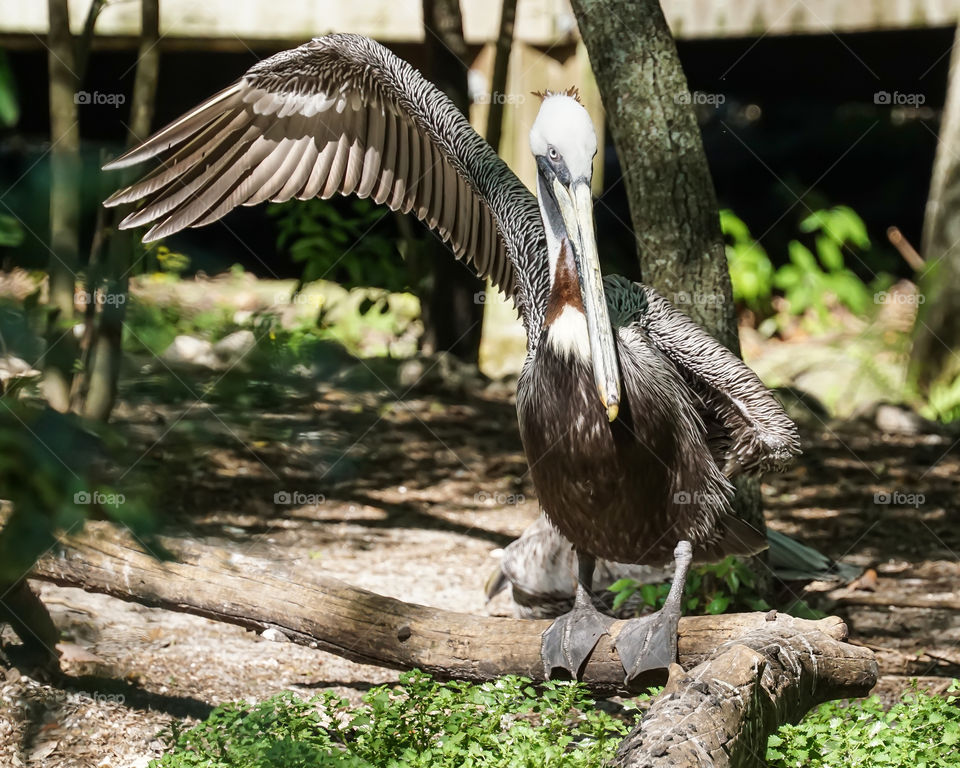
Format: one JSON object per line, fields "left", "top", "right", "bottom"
{"left": 767, "top": 680, "right": 960, "bottom": 767}
{"left": 150, "top": 671, "right": 631, "bottom": 768}
{"left": 607, "top": 555, "right": 772, "bottom": 616}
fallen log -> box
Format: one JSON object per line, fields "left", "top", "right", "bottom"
{"left": 829, "top": 587, "right": 960, "bottom": 612}
{"left": 616, "top": 622, "right": 878, "bottom": 767}
{"left": 26, "top": 523, "right": 875, "bottom": 712}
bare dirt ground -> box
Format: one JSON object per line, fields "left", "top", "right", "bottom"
{"left": 2, "top": 354, "right": 959, "bottom": 768}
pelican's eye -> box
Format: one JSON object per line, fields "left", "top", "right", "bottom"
{"left": 547, "top": 146, "right": 559, "bottom": 162}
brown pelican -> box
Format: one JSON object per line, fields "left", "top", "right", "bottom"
{"left": 103, "top": 33, "right": 800, "bottom": 682}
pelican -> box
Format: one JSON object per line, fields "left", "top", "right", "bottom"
{"left": 103, "top": 33, "right": 800, "bottom": 682}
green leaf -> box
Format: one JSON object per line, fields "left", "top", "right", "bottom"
{"left": 705, "top": 594, "right": 730, "bottom": 614}
{"left": 816, "top": 234, "right": 844, "bottom": 271}
{"left": 0, "top": 214, "right": 23, "bottom": 247}
{"left": 0, "top": 50, "right": 19, "bottom": 128}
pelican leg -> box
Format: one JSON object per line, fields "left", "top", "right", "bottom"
{"left": 540, "top": 552, "right": 614, "bottom": 679}
{"left": 614, "top": 540, "right": 693, "bottom": 685}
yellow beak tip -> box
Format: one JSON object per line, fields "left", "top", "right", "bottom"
{"left": 607, "top": 403, "right": 619, "bottom": 422}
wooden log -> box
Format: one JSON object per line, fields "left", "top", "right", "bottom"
{"left": 616, "top": 621, "right": 878, "bottom": 767}
{"left": 28, "top": 523, "right": 876, "bottom": 705}
{"left": 829, "top": 587, "right": 960, "bottom": 611}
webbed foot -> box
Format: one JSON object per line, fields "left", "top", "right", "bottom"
{"left": 614, "top": 540, "right": 693, "bottom": 685}
{"left": 541, "top": 584, "right": 614, "bottom": 679}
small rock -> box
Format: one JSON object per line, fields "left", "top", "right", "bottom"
{"left": 161, "top": 335, "right": 217, "bottom": 368}
{"left": 0, "top": 355, "right": 39, "bottom": 383}
{"left": 261, "top": 628, "right": 288, "bottom": 643}
{"left": 873, "top": 403, "right": 939, "bottom": 436}
{"left": 214, "top": 329, "right": 256, "bottom": 364}
{"left": 397, "top": 358, "right": 426, "bottom": 389}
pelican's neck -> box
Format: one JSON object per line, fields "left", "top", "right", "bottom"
{"left": 537, "top": 177, "right": 589, "bottom": 361}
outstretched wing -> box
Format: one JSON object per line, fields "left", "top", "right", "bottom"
{"left": 605, "top": 275, "right": 801, "bottom": 476}
{"left": 104, "top": 33, "right": 548, "bottom": 332}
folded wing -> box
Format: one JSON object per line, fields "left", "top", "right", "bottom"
{"left": 604, "top": 275, "right": 801, "bottom": 476}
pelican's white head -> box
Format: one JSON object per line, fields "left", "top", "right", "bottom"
{"left": 528, "top": 90, "right": 597, "bottom": 186}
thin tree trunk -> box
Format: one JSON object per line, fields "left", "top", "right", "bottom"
{"left": 418, "top": 0, "right": 484, "bottom": 363}
{"left": 485, "top": 0, "right": 517, "bottom": 153}
{"left": 75, "top": 0, "right": 108, "bottom": 84}
{"left": 0, "top": 579, "right": 59, "bottom": 670}
{"left": 83, "top": 0, "right": 160, "bottom": 421}
{"left": 911, "top": 23, "right": 960, "bottom": 397}
{"left": 43, "top": 0, "right": 82, "bottom": 412}
{"left": 569, "top": 0, "right": 766, "bottom": 544}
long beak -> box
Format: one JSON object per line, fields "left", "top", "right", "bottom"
{"left": 552, "top": 176, "right": 621, "bottom": 421}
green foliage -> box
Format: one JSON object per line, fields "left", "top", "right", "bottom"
{"left": 151, "top": 671, "right": 630, "bottom": 768}
{"left": 768, "top": 680, "right": 960, "bottom": 767}
{"left": 924, "top": 370, "right": 960, "bottom": 424}
{"left": 0, "top": 49, "right": 19, "bottom": 128}
{"left": 607, "top": 556, "right": 770, "bottom": 617}
{"left": 0, "top": 402, "right": 154, "bottom": 582}
{"left": 270, "top": 198, "right": 406, "bottom": 292}
{"left": 152, "top": 244, "right": 191, "bottom": 276}
{"left": 775, "top": 207, "right": 873, "bottom": 323}
{"left": 123, "top": 298, "right": 237, "bottom": 356}
{"left": 721, "top": 209, "right": 775, "bottom": 313}
{"left": 0, "top": 214, "right": 24, "bottom": 247}
{"left": 721, "top": 206, "right": 881, "bottom": 331}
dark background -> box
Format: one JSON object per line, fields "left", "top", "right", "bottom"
{"left": 0, "top": 26, "right": 948, "bottom": 283}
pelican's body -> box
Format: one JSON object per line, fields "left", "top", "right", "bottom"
{"left": 520, "top": 288, "right": 730, "bottom": 566}
{"left": 104, "top": 33, "right": 800, "bottom": 682}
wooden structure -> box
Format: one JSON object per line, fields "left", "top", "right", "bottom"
{"left": 2, "top": 0, "right": 958, "bottom": 45}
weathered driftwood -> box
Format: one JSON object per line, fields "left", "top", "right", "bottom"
{"left": 25, "top": 523, "right": 877, "bottom": 704}
{"left": 616, "top": 621, "right": 878, "bottom": 767}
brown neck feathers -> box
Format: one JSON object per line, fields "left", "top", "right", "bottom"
{"left": 544, "top": 240, "right": 584, "bottom": 326}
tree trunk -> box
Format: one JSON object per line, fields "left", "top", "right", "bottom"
{"left": 484, "top": 0, "right": 517, "bottom": 153}
{"left": 43, "top": 0, "right": 81, "bottom": 412}
{"left": 28, "top": 523, "right": 876, "bottom": 709}
{"left": 418, "top": 0, "right": 484, "bottom": 363}
{"left": 0, "top": 579, "right": 59, "bottom": 670}
{"left": 83, "top": 0, "right": 160, "bottom": 421}
{"left": 911, "top": 23, "right": 960, "bottom": 397}
{"left": 569, "top": 0, "right": 765, "bottom": 548}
